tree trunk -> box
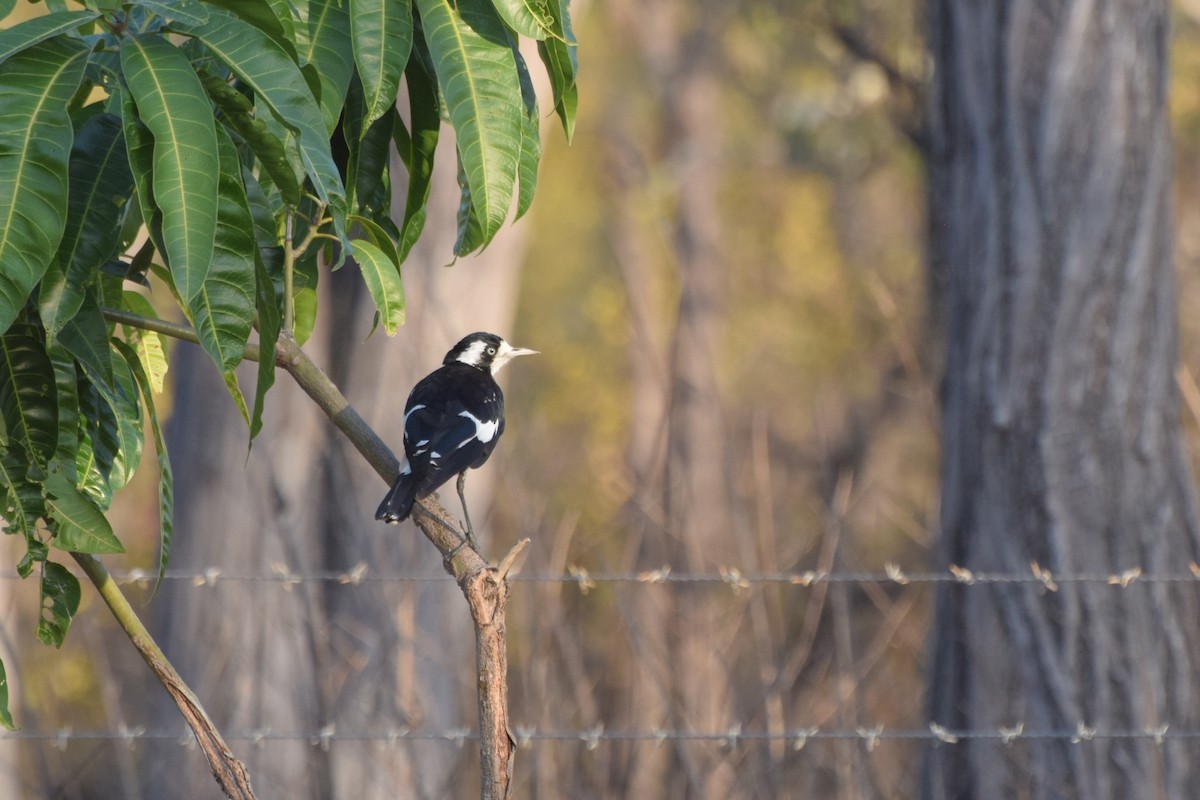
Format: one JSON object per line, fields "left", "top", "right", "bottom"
{"left": 923, "top": 3, "right": 1200, "bottom": 799}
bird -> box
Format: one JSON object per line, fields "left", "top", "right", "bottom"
{"left": 375, "top": 332, "right": 538, "bottom": 542}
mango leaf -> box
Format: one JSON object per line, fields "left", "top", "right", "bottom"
{"left": 0, "top": 0, "right": 14, "bottom": 24}
{"left": 174, "top": 10, "right": 347, "bottom": 232}
{"left": 454, "top": 152, "right": 486, "bottom": 255}
{"left": 0, "top": 10, "right": 98, "bottom": 66}
{"left": 57, "top": 295, "right": 114, "bottom": 388}
{"left": 491, "top": 0, "right": 555, "bottom": 41}
{"left": 536, "top": 0, "right": 577, "bottom": 142}
{"left": 120, "top": 33, "right": 219, "bottom": 305}
{"left": 44, "top": 468, "right": 123, "bottom": 554}
{"left": 120, "top": 89, "right": 165, "bottom": 256}
{"left": 343, "top": 73, "right": 395, "bottom": 216}
{"left": 250, "top": 254, "right": 279, "bottom": 443}
{"left": 187, "top": 125, "right": 255, "bottom": 386}
{"left": 40, "top": 112, "right": 134, "bottom": 339}
{"left": 297, "top": 0, "right": 354, "bottom": 135}
{"left": 396, "top": 39, "right": 439, "bottom": 262}
{"left": 196, "top": 0, "right": 298, "bottom": 59}
{"left": 113, "top": 339, "right": 173, "bottom": 588}
{"left": 0, "top": 320, "right": 58, "bottom": 468}
{"left": 140, "top": 0, "right": 208, "bottom": 25}
{"left": 200, "top": 70, "right": 301, "bottom": 206}
{"left": 46, "top": 341, "right": 80, "bottom": 484}
{"left": 415, "top": 0, "right": 523, "bottom": 251}
{"left": 350, "top": 237, "right": 405, "bottom": 336}
{"left": 73, "top": 345, "right": 143, "bottom": 501}
{"left": 350, "top": 0, "right": 411, "bottom": 130}
{"left": 513, "top": 44, "right": 539, "bottom": 220}
{"left": 0, "top": 40, "right": 90, "bottom": 335}
{"left": 293, "top": 249, "right": 319, "bottom": 346}
{"left": 37, "top": 561, "right": 80, "bottom": 647}
{"left": 119, "top": 292, "right": 168, "bottom": 395}
{"left": 0, "top": 657, "right": 14, "bottom": 730}
{"left": 75, "top": 372, "right": 119, "bottom": 507}
{"left": 0, "top": 448, "right": 47, "bottom": 550}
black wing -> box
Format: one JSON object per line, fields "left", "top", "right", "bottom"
{"left": 403, "top": 365, "right": 505, "bottom": 498}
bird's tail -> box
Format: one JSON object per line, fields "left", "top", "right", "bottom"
{"left": 376, "top": 472, "right": 418, "bottom": 523}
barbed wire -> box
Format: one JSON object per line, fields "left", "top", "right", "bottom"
{"left": 0, "top": 722, "right": 1191, "bottom": 751}
{"left": 0, "top": 561, "right": 1190, "bottom": 592}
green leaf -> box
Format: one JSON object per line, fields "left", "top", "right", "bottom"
{"left": 113, "top": 339, "right": 172, "bottom": 588}
{"left": 0, "top": 320, "right": 58, "bottom": 468}
{"left": 0, "top": 40, "right": 90, "bottom": 335}
{"left": 513, "top": 45, "right": 539, "bottom": 220}
{"left": 186, "top": 125, "right": 256, "bottom": 379}
{"left": 293, "top": 250, "right": 318, "bottom": 346}
{"left": 297, "top": 0, "right": 354, "bottom": 135}
{"left": 396, "top": 39, "right": 439, "bottom": 262}
{"left": 44, "top": 467, "right": 123, "bottom": 554}
{"left": 0, "top": 657, "right": 14, "bottom": 730}
{"left": 57, "top": 294, "right": 114, "bottom": 389}
{"left": 120, "top": 89, "right": 165, "bottom": 255}
{"left": 416, "top": 0, "right": 523, "bottom": 251}
{"left": 350, "top": 237, "right": 405, "bottom": 335}
{"left": 71, "top": 340, "right": 143, "bottom": 502}
{"left": 197, "top": 0, "right": 298, "bottom": 59}
{"left": 141, "top": 0, "right": 209, "bottom": 24}
{"left": 536, "top": 0, "right": 577, "bottom": 142}
{"left": 454, "top": 152, "right": 486, "bottom": 255}
{"left": 120, "top": 33, "right": 220, "bottom": 305}
{"left": 350, "top": 0, "right": 411, "bottom": 130}
{"left": 40, "top": 112, "right": 134, "bottom": 339}
{"left": 200, "top": 70, "right": 301, "bottom": 207}
{"left": 37, "top": 560, "right": 80, "bottom": 647}
{"left": 491, "top": 0, "right": 555, "bottom": 41}
{"left": 343, "top": 73, "right": 395, "bottom": 216}
{"left": 46, "top": 341, "right": 80, "bottom": 484}
{"left": 0, "top": 448, "right": 47, "bottom": 548}
{"left": 175, "top": 9, "right": 347, "bottom": 230}
{"left": 250, "top": 254, "right": 279, "bottom": 443}
{"left": 0, "top": 11, "right": 99, "bottom": 66}
{"left": 119, "top": 292, "right": 168, "bottom": 395}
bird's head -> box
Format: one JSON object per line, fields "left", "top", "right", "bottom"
{"left": 445, "top": 332, "right": 538, "bottom": 375}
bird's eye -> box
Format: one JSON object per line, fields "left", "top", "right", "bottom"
{"left": 487, "top": 347, "right": 497, "bottom": 355}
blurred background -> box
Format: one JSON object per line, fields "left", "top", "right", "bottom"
{"left": 5, "top": 0, "right": 1200, "bottom": 797}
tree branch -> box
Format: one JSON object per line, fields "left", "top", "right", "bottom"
{"left": 99, "top": 308, "right": 519, "bottom": 798}
{"left": 71, "top": 553, "right": 256, "bottom": 800}
{"left": 272, "top": 332, "right": 518, "bottom": 797}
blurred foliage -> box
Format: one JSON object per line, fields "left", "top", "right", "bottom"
{"left": 505, "top": 0, "right": 933, "bottom": 567}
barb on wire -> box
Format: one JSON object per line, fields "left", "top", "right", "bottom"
{"left": 4, "top": 723, "right": 1200, "bottom": 747}
{"left": 2, "top": 561, "right": 1196, "bottom": 590}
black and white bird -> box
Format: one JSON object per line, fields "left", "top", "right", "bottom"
{"left": 375, "top": 332, "right": 537, "bottom": 535}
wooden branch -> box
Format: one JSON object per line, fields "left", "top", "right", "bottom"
{"left": 71, "top": 554, "right": 256, "bottom": 800}
{"left": 103, "top": 309, "right": 522, "bottom": 797}
{"left": 273, "top": 332, "right": 518, "bottom": 798}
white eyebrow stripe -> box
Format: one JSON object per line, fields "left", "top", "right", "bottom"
{"left": 459, "top": 409, "right": 499, "bottom": 444}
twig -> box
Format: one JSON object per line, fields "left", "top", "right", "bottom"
{"left": 71, "top": 554, "right": 256, "bottom": 800}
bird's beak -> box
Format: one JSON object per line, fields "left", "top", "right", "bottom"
{"left": 507, "top": 346, "right": 539, "bottom": 358}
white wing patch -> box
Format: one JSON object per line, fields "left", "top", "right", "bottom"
{"left": 459, "top": 409, "right": 499, "bottom": 445}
